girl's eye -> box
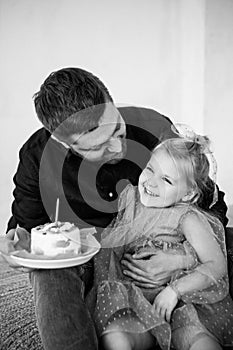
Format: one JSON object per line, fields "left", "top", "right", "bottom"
{"left": 146, "top": 166, "right": 154, "bottom": 173}
{"left": 163, "top": 177, "right": 172, "bottom": 185}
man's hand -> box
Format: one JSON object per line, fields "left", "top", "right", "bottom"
{"left": 153, "top": 286, "right": 178, "bottom": 322}
{"left": 121, "top": 250, "right": 185, "bottom": 288}
{"left": 0, "top": 229, "right": 17, "bottom": 254}
{"left": 0, "top": 227, "right": 32, "bottom": 272}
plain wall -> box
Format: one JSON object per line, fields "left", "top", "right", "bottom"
{"left": 204, "top": 0, "right": 233, "bottom": 224}
{"left": 0, "top": 0, "right": 232, "bottom": 234}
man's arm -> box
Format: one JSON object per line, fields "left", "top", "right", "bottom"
{"left": 198, "top": 181, "right": 228, "bottom": 227}
{"left": 7, "top": 145, "right": 50, "bottom": 233}
{"left": 2, "top": 145, "right": 50, "bottom": 266}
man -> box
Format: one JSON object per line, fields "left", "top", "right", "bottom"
{"left": 2, "top": 67, "right": 228, "bottom": 350}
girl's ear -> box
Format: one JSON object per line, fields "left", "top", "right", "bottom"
{"left": 182, "top": 189, "right": 196, "bottom": 202}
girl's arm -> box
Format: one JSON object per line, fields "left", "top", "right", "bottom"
{"left": 153, "top": 211, "right": 227, "bottom": 322}
{"left": 171, "top": 211, "right": 227, "bottom": 295}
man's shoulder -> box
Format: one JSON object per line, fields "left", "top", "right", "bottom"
{"left": 117, "top": 105, "right": 172, "bottom": 124}
{"left": 117, "top": 105, "right": 175, "bottom": 143}
{"left": 20, "top": 128, "right": 50, "bottom": 156}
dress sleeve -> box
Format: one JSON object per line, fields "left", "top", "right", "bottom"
{"left": 6, "top": 147, "right": 50, "bottom": 233}
{"left": 94, "top": 185, "right": 137, "bottom": 284}
{"left": 100, "top": 184, "right": 136, "bottom": 249}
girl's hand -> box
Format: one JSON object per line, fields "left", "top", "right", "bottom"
{"left": 153, "top": 286, "right": 178, "bottom": 322}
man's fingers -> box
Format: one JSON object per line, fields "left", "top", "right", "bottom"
{"left": 121, "top": 259, "right": 149, "bottom": 276}
{"left": 1, "top": 252, "right": 20, "bottom": 266}
{"left": 132, "top": 251, "right": 157, "bottom": 259}
{"left": 122, "top": 268, "right": 150, "bottom": 282}
{"left": 122, "top": 254, "right": 172, "bottom": 285}
{"left": 16, "top": 227, "right": 30, "bottom": 238}
{"left": 122, "top": 269, "right": 159, "bottom": 285}
{"left": 15, "top": 227, "right": 31, "bottom": 251}
{"left": 5, "top": 229, "right": 16, "bottom": 240}
{"left": 122, "top": 254, "right": 150, "bottom": 271}
{"left": 1, "top": 253, "right": 33, "bottom": 272}
{"left": 133, "top": 281, "right": 158, "bottom": 288}
{"left": 0, "top": 236, "right": 15, "bottom": 254}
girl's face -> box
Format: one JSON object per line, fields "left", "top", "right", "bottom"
{"left": 138, "top": 148, "right": 190, "bottom": 208}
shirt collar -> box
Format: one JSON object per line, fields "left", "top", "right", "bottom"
{"left": 51, "top": 135, "right": 70, "bottom": 149}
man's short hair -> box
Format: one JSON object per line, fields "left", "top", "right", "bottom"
{"left": 33, "top": 67, "right": 113, "bottom": 135}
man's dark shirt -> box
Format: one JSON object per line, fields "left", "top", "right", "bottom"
{"left": 7, "top": 107, "right": 228, "bottom": 235}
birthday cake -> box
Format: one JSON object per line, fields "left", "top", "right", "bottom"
{"left": 31, "top": 222, "right": 81, "bottom": 257}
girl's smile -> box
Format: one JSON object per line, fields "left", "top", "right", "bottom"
{"left": 143, "top": 186, "right": 159, "bottom": 197}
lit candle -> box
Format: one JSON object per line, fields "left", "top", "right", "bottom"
{"left": 55, "top": 198, "right": 60, "bottom": 223}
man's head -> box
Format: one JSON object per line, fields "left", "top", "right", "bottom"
{"left": 34, "top": 67, "right": 126, "bottom": 162}
{"left": 34, "top": 67, "right": 113, "bottom": 134}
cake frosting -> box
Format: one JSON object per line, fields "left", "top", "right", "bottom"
{"left": 31, "top": 221, "right": 81, "bottom": 257}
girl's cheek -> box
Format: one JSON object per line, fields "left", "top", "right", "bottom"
{"left": 141, "top": 170, "right": 151, "bottom": 182}
{"left": 139, "top": 171, "right": 146, "bottom": 183}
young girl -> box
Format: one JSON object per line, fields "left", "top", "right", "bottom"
{"left": 89, "top": 128, "right": 233, "bottom": 350}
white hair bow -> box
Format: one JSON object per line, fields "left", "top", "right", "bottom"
{"left": 171, "top": 123, "right": 218, "bottom": 208}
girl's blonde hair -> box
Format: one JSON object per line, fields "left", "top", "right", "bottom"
{"left": 154, "top": 137, "right": 211, "bottom": 204}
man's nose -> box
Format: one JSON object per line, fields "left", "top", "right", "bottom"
{"left": 107, "top": 137, "right": 122, "bottom": 153}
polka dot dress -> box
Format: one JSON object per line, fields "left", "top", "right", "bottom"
{"left": 90, "top": 185, "right": 233, "bottom": 349}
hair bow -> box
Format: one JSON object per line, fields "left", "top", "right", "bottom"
{"left": 171, "top": 123, "right": 218, "bottom": 208}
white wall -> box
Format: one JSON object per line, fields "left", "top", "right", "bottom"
{"left": 204, "top": 0, "right": 233, "bottom": 224}
{"left": 0, "top": 0, "right": 232, "bottom": 234}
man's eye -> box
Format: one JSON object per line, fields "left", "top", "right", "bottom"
{"left": 89, "top": 144, "right": 105, "bottom": 151}
{"left": 92, "top": 146, "right": 102, "bottom": 151}
{"left": 80, "top": 146, "right": 102, "bottom": 152}
{"left": 113, "top": 122, "right": 123, "bottom": 135}
{"left": 118, "top": 134, "right": 125, "bottom": 139}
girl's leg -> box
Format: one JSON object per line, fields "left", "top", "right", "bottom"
{"left": 101, "top": 331, "right": 156, "bottom": 350}
{"left": 101, "top": 331, "right": 132, "bottom": 350}
{"left": 172, "top": 325, "right": 222, "bottom": 350}
{"left": 189, "top": 335, "right": 222, "bottom": 350}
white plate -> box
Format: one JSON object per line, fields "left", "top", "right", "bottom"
{"left": 1, "top": 233, "right": 101, "bottom": 269}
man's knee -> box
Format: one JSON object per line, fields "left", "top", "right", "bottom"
{"left": 30, "top": 267, "right": 84, "bottom": 300}
{"left": 29, "top": 267, "right": 98, "bottom": 350}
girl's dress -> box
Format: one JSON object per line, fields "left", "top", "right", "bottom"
{"left": 90, "top": 185, "right": 233, "bottom": 350}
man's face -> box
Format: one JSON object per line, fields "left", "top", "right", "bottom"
{"left": 54, "top": 103, "right": 127, "bottom": 163}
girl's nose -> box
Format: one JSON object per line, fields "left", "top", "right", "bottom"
{"left": 146, "top": 177, "right": 158, "bottom": 188}
{"left": 107, "top": 137, "right": 122, "bottom": 153}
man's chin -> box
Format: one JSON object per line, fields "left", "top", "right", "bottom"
{"left": 105, "top": 158, "right": 122, "bottom": 164}
{"left": 82, "top": 148, "right": 127, "bottom": 164}
{"left": 104, "top": 151, "right": 126, "bottom": 164}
